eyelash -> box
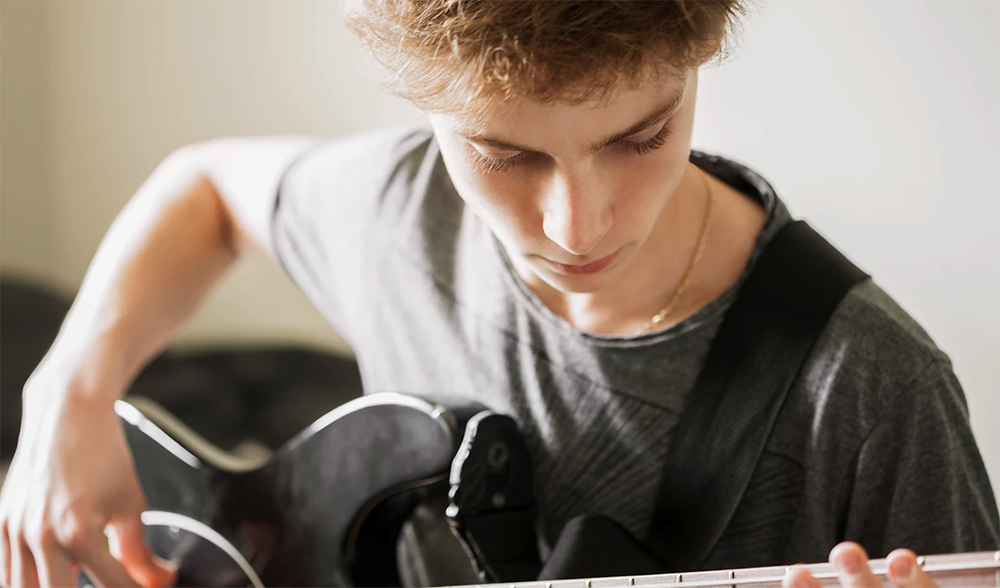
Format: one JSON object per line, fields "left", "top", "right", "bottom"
{"left": 471, "top": 121, "right": 674, "bottom": 174}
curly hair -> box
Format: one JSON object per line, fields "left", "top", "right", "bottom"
{"left": 345, "top": 0, "right": 753, "bottom": 122}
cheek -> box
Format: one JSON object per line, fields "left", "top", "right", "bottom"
{"left": 437, "top": 144, "right": 540, "bottom": 241}
{"left": 606, "top": 149, "right": 683, "bottom": 226}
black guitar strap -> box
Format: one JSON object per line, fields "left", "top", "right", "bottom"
{"left": 449, "top": 220, "right": 870, "bottom": 581}
{"left": 645, "top": 220, "right": 869, "bottom": 571}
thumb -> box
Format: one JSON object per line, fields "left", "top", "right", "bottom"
{"left": 110, "top": 516, "right": 177, "bottom": 588}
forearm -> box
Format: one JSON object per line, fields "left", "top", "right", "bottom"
{"left": 37, "top": 148, "right": 240, "bottom": 401}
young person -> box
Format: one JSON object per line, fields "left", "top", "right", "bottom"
{"left": 1, "top": 2, "right": 996, "bottom": 588}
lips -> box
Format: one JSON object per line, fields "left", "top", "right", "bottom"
{"left": 542, "top": 248, "right": 622, "bottom": 275}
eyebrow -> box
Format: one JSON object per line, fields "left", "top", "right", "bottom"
{"left": 459, "top": 90, "right": 685, "bottom": 155}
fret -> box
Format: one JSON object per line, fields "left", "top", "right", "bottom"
{"left": 631, "top": 571, "right": 678, "bottom": 586}
{"left": 450, "top": 551, "right": 1000, "bottom": 588}
{"left": 590, "top": 578, "right": 632, "bottom": 587}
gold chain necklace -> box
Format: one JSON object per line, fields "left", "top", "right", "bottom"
{"left": 643, "top": 162, "right": 715, "bottom": 333}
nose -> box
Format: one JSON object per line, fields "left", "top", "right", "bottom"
{"left": 540, "top": 170, "right": 612, "bottom": 257}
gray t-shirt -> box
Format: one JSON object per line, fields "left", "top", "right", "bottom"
{"left": 272, "top": 126, "right": 999, "bottom": 572}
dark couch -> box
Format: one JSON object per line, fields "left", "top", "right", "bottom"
{"left": 1, "top": 276, "right": 364, "bottom": 463}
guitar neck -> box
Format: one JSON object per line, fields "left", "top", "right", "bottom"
{"left": 454, "top": 551, "right": 1000, "bottom": 588}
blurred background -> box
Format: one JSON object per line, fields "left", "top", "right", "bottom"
{"left": 1, "top": 0, "right": 997, "bottom": 508}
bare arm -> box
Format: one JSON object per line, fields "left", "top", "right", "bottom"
{"left": 47, "top": 137, "right": 319, "bottom": 396}
{"left": 0, "top": 136, "right": 318, "bottom": 588}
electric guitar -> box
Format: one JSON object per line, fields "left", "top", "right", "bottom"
{"left": 78, "top": 392, "right": 486, "bottom": 588}
{"left": 80, "top": 394, "right": 1000, "bottom": 588}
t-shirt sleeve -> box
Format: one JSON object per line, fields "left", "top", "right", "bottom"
{"left": 270, "top": 125, "right": 433, "bottom": 345}
{"left": 842, "top": 357, "right": 1000, "bottom": 554}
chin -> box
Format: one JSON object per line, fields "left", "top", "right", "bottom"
{"left": 530, "top": 260, "right": 625, "bottom": 294}
{"left": 544, "top": 277, "right": 608, "bottom": 294}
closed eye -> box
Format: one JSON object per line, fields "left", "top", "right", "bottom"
{"left": 470, "top": 149, "right": 529, "bottom": 174}
{"left": 618, "top": 121, "right": 673, "bottom": 155}
{"left": 469, "top": 120, "right": 674, "bottom": 175}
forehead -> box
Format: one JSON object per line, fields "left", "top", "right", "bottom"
{"left": 440, "top": 72, "right": 697, "bottom": 137}
{"left": 444, "top": 72, "right": 693, "bottom": 136}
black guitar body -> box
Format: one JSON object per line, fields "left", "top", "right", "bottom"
{"left": 79, "top": 393, "right": 483, "bottom": 588}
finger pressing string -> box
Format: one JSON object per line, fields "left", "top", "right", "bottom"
{"left": 886, "top": 549, "right": 936, "bottom": 588}
{"left": 829, "top": 542, "right": 882, "bottom": 588}
{"left": 782, "top": 565, "right": 821, "bottom": 588}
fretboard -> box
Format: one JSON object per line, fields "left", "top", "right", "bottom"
{"left": 451, "top": 551, "right": 1000, "bottom": 588}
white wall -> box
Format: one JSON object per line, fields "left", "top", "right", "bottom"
{"left": 0, "top": 0, "right": 54, "bottom": 283}
{"left": 39, "top": 0, "right": 424, "bottom": 354}
{"left": 2, "top": 1, "right": 997, "bottom": 507}
{"left": 696, "top": 0, "right": 999, "bottom": 507}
